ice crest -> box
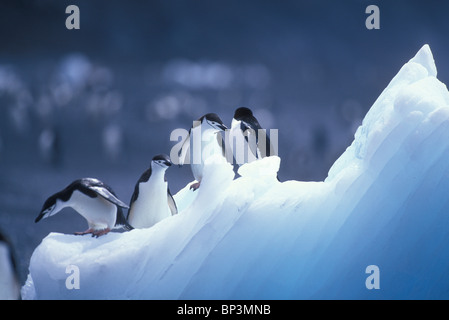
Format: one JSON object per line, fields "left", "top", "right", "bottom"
{"left": 409, "top": 44, "right": 437, "bottom": 77}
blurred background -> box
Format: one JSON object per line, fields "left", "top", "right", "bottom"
{"left": 0, "top": 0, "right": 448, "bottom": 287}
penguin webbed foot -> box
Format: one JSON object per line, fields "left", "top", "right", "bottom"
{"left": 190, "top": 182, "right": 201, "bottom": 191}
{"left": 91, "top": 228, "right": 111, "bottom": 238}
{"left": 74, "top": 228, "right": 94, "bottom": 236}
{"left": 74, "top": 227, "right": 110, "bottom": 238}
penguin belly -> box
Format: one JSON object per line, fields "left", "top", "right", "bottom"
{"left": 190, "top": 162, "right": 204, "bottom": 183}
{"left": 128, "top": 178, "right": 171, "bottom": 229}
{"left": 190, "top": 131, "right": 223, "bottom": 182}
{"left": 69, "top": 190, "right": 117, "bottom": 230}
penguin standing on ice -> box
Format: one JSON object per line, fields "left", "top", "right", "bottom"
{"left": 0, "top": 232, "right": 20, "bottom": 300}
{"left": 177, "top": 113, "right": 228, "bottom": 190}
{"left": 229, "top": 107, "right": 274, "bottom": 165}
{"left": 35, "top": 178, "right": 132, "bottom": 237}
{"left": 127, "top": 154, "right": 178, "bottom": 229}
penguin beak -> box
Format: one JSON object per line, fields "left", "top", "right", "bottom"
{"left": 36, "top": 205, "right": 55, "bottom": 223}
{"left": 206, "top": 119, "right": 227, "bottom": 132}
{"left": 155, "top": 159, "right": 172, "bottom": 168}
{"left": 216, "top": 123, "right": 227, "bottom": 131}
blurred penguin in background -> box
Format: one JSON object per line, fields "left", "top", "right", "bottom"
{"left": 0, "top": 232, "right": 20, "bottom": 300}
{"left": 38, "top": 126, "right": 61, "bottom": 167}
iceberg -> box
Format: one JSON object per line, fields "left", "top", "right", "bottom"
{"left": 21, "top": 45, "right": 449, "bottom": 299}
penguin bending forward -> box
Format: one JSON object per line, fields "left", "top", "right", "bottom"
{"left": 35, "top": 178, "right": 132, "bottom": 237}
{"left": 127, "top": 154, "right": 178, "bottom": 229}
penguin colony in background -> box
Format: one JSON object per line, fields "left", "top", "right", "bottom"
{"left": 35, "top": 108, "right": 275, "bottom": 237}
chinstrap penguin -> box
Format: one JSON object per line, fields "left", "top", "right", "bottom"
{"left": 229, "top": 107, "right": 274, "bottom": 165}
{"left": 177, "top": 113, "right": 227, "bottom": 190}
{"left": 35, "top": 178, "right": 132, "bottom": 237}
{"left": 127, "top": 154, "right": 178, "bottom": 229}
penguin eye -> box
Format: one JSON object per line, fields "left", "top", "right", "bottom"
{"left": 43, "top": 204, "right": 56, "bottom": 215}
{"left": 154, "top": 160, "right": 166, "bottom": 166}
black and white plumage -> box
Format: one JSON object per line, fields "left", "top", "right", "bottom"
{"left": 127, "top": 154, "right": 177, "bottom": 229}
{"left": 35, "top": 178, "right": 132, "bottom": 237}
{"left": 229, "top": 107, "right": 274, "bottom": 165}
{"left": 177, "top": 113, "right": 228, "bottom": 190}
{"left": 0, "top": 232, "right": 20, "bottom": 300}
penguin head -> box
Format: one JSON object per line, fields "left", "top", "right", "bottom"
{"left": 36, "top": 194, "right": 63, "bottom": 222}
{"left": 200, "top": 113, "right": 227, "bottom": 132}
{"left": 151, "top": 154, "right": 172, "bottom": 169}
{"left": 233, "top": 107, "right": 253, "bottom": 121}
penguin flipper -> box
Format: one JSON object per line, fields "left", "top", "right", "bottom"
{"left": 78, "top": 178, "right": 129, "bottom": 209}
{"left": 90, "top": 186, "right": 129, "bottom": 209}
{"left": 167, "top": 187, "right": 178, "bottom": 215}
{"left": 265, "top": 133, "right": 276, "bottom": 157}
{"left": 255, "top": 128, "right": 275, "bottom": 157}
{"left": 241, "top": 120, "right": 274, "bottom": 158}
{"left": 247, "top": 115, "right": 275, "bottom": 157}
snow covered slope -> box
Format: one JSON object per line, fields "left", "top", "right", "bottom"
{"left": 22, "top": 45, "right": 449, "bottom": 299}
